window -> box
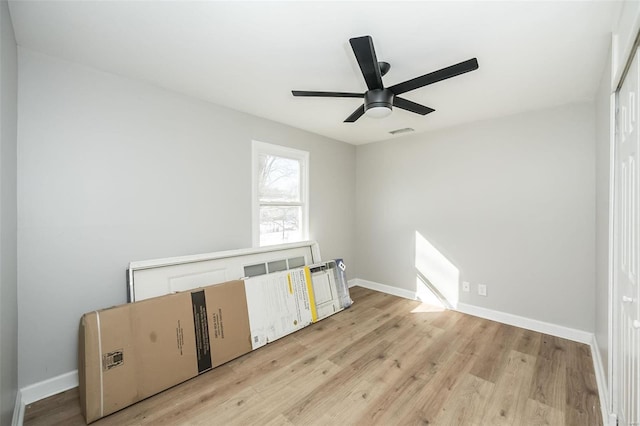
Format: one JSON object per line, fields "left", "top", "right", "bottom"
{"left": 252, "top": 141, "right": 309, "bottom": 247}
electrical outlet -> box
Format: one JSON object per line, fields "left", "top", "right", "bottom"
{"left": 478, "top": 284, "right": 487, "bottom": 296}
{"left": 462, "top": 281, "right": 470, "bottom": 292}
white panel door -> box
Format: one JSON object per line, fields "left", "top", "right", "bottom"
{"left": 128, "top": 241, "right": 321, "bottom": 301}
{"left": 614, "top": 47, "right": 640, "bottom": 426}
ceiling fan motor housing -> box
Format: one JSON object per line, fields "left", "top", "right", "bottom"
{"left": 364, "top": 88, "right": 394, "bottom": 112}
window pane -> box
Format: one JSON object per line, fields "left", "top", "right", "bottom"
{"left": 258, "top": 154, "right": 300, "bottom": 202}
{"left": 244, "top": 263, "right": 267, "bottom": 277}
{"left": 259, "top": 205, "right": 302, "bottom": 246}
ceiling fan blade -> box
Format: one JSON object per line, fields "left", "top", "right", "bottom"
{"left": 388, "top": 58, "right": 479, "bottom": 95}
{"left": 344, "top": 105, "right": 365, "bottom": 123}
{"left": 292, "top": 90, "right": 364, "bottom": 98}
{"left": 349, "top": 36, "right": 384, "bottom": 91}
{"left": 393, "top": 97, "right": 435, "bottom": 115}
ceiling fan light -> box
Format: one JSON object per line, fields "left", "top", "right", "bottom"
{"left": 364, "top": 88, "right": 394, "bottom": 119}
{"left": 365, "top": 105, "right": 392, "bottom": 118}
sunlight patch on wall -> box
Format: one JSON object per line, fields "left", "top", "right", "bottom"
{"left": 414, "top": 230, "right": 460, "bottom": 309}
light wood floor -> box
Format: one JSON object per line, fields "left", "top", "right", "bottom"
{"left": 24, "top": 287, "right": 602, "bottom": 425}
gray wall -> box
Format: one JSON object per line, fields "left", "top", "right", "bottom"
{"left": 0, "top": 0, "right": 18, "bottom": 424}
{"left": 355, "top": 103, "right": 596, "bottom": 332}
{"left": 595, "top": 46, "right": 612, "bottom": 385}
{"left": 17, "top": 49, "right": 355, "bottom": 388}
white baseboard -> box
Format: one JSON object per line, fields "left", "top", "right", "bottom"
{"left": 455, "top": 302, "right": 592, "bottom": 344}
{"left": 20, "top": 370, "right": 78, "bottom": 405}
{"left": 11, "top": 370, "right": 78, "bottom": 426}
{"left": 11, "top": 389, "right": 23, "bottom": 426}
{"left": 349, "top": 278, "right": 418, "bottom": 300}
{"left": 590, "top": 335, "right": 616, "bottom": 426}
{"left": 351, "top": 278, "right": 592, "bottom": 344}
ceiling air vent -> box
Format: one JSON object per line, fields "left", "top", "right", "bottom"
{"left": 389, "top": 127, "right": 415, "bottom": 135}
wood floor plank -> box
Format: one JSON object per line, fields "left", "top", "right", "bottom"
{"left": 24, "top": 287, "right": 603, "bottom": 426}
{"left": 226, "top": 359, "right": 341, "bottom": 425}
{"left": 360, "top": 359, "right": 439, "bottom": 425}
{"left": 515, "top": 327, "right": 543, "bottom": 357}
{"left": 480, "top": 349, "right": 537, "bottom": 425}
{"left": 395, "top": 350, "right": 475, "bottom": 425}
{"left": 165, "top": 383, "right": 260, "bottom": 425}
{"left": 432, "top": 373, "right": 495, "bottom": 426}
{"left": 229, "top": 334, "right": 308, "bottom": 373}
{"left": 523, "top": 398, "right": 565, "bottom": 426}
{"left": 292, "top": 306, "right": 383, "bottom": 350}
{"left": 263, "top": 414, "right": 295, "bottom": 426}
{"left": 469, "top": 322, "right": 520, "bottom": 383}
{"left": 329, "top": 378, "right": 383, "bottom": 424}
{"left": 456, "top": 317, "right": 500, "bottom": 357}
{"left": 107, "top": 363, "right": 244, "bottom": 425}
{"left": 529, "top": 349, "right": 567, "bottom": 410}
{"left": 538, "top": 334, "right": 570, "bottom": 362}
{"left": 327, "top": 315, "right": 407, "bottom": 366}
{"left": 282, "top": 339, "right": 396, "bottom": 424}
{"left": 565, "top": 363, "right": 602, "bottom": 425}
{"left": 23, "top": 387, "right": 82, "bottom": 426}
{"left": 356, "top": 319, "right": 474, "bottom": 424}
{"left": 564, "top": 337, "right": 601, "bottom": 424}
{"left": 335, "top": 319, "right": 446, "bottom": 424}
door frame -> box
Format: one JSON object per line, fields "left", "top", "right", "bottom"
{"left": 608, "top": 89, "right": 616, "bottom": 421}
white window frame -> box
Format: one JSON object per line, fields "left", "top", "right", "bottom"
{"left": 251, "top": 140, "right": 309, "bottom": 247}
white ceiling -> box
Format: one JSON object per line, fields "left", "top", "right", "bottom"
{"left": 8, "top": 1, "right": 623, "bottom": 145}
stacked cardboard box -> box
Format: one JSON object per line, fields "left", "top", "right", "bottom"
{"left": 78, "top": 259, "right": 350, "bottom": 423}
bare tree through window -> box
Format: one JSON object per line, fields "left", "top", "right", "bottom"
{"left": 253, "top": 143, "right": 308, "bottom": 246}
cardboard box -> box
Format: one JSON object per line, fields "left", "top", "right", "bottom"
{"left": 79, "top": 259, "right": 351, "bottom": 423}
{"left": 78, "top": 280, "right": 252, "bottom": 424}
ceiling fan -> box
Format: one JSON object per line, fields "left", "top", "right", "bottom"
{"left": 292, "top": 36, "right": 479, "bottom": 123}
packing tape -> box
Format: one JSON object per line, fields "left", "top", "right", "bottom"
{"left": 304, "top": 267, "right": 317, "bottom": 322}
{"left": 95, "top": 311, "right": 104, "bottom": 418}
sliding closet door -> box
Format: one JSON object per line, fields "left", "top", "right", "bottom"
{"left": 613, "top": 46, "right": 640, "bottom": 426}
